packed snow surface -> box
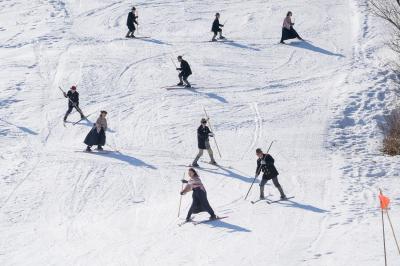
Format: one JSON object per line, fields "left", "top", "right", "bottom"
{"left": 1, "top": 0, "right": 399, "bottom": 265}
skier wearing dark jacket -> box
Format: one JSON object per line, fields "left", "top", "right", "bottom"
{"left": 63, "top": 85, "right": 84, "bottom": 122}
{"left": 181, "top": 168, "right": 217, "bottom": 222}
{"left": 176, "top": 55, "right": 192, "bottom": 88}
{"left": 255, "top": 148, "right": 286, "bottom": 199}
{"left": 126, "top": 7, "right": 138, "bottom": 38}
{"left": 211, "top": 13, "right": 225, "bottom": 41}
{"left": 192, "top": 118, "right": 216, "bottom": 167}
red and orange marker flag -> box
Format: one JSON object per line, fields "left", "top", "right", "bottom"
{"left": 379, "top": 191, "right": 391, "bottom": 210}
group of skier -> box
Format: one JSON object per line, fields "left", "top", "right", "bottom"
{"left": 60, "top": 6, "right": 295, "bottom": 223}
{"left": 125, "top": 7, "right": 302, "bottom": 44}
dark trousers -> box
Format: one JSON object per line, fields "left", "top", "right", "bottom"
{"left": 178, "top": 72, "right": 191, "bottom": 86}
{"left": 260, "top": 175, "right": 285, "bottom": 197}
{"left": 64, "top": 104, "right": 82, "bottom": 120}
{"left": 186, "top": 189, "right": 215, "bottom": 220}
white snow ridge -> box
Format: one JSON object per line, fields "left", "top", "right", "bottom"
{"left": 1, "top": 0, "right": 399, "bottom": 265}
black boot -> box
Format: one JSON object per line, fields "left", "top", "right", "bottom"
{"left": 278, "top": 186, "right": 286, "bottom": 200}
{"left": 177, "top": 82, "right": 184, "bottom": 86}
{"left": 97, "top": 145, "right": 103, "bottom": 151}
{"left": 86, "top": 146, "right": 92, "bottom": 152}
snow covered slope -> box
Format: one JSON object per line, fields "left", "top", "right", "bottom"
{"left": 1, "top": 0, "right": 399, "bottom": 265}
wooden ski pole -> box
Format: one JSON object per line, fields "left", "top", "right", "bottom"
{"left": 170, "top": 57, "right": 178, "bottom": 69}
{"left": 178, "top": 171, "right": 186, "bottom": 218}
{"left": 202, "top": 106, "right": 222, "bottom": 158}
{"left": 386, "top": 210, "right": 400, "bottom": 255}
{"left": 244, "top": 140, "right": 275, "bottom": 200}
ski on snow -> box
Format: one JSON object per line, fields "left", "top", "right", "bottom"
{"left": 251, "top": 196, "right": 295, "bottom": 205}
{"left": 267, "top": 196, "right": 295, "bottom": 204}
{"left": 178, "top": 216, "right": 228, "bottom": 227}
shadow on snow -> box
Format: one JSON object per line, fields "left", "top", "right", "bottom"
{"left": 89, "top": 150, "right": 157, "bottom": 169}
{"left": 203, "top": 220, "right": 252, "bottom": 233}
{"left": 275, "top": 198, "right": 329, "bottom": 213}
{"left": 289, "top": 41, "right": 345, "bottom": 57}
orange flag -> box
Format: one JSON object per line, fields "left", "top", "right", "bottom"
{"left": 379, "top": 192, "right": 390, "bottom": 210}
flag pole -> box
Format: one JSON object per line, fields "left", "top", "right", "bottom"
{"left": 379, "top": 189, "right": 388, "bottom": 266}
{"left": 386, "top": 210, "right": 400, "bottom": 255}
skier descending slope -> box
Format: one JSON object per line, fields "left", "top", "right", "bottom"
{"left": 211, "top": 12, "right": 225, "bottom": 42}
{"left": 84, "top": 111, "right": 108, "bottom": 152}
{"left": 280, "top": 11, "right": 303, "bottom": 44}
{"left": 63, "top": 85, "right": 84, "bottom": 122}
{"left": 255, "top": 148, "right": 287, "bottom": 200}
{"left": 176, "top": 56, "right": 192, "bottom": 88}
{"left": 181, "top": 168, "right": 217, "bottom": 222}
{"left": 126, "top": 7, "right": 139, "bottom": 38}
{"left": 192, "top": 118, "right": 217, "bottom": 167}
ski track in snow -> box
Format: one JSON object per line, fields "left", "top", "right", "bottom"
{"left": 1, "top": 0, "right": 399, "bottom": 265}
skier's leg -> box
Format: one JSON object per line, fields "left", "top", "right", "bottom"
{"left": 205, "top": 141, "right": 216, "bottom": 164}
{"left": 259, "top": 177, "right": 267, "bottom": 199}
{"left": 177, "top": 73, "right": 184, "bottom": 86}
{"left": 192, "top": 149, "right": 204, "bottom": 166}
{"left": 86, "top": 145, "right": 92, "bottom": 152}
{"left": 186, "top": 202, "right": 195, "bottom": 221}
{"left": 183, "top": 76, "right": 191, "bottom": 87}
{"left": 64, "top": 106, "right": 73, "bottom": 121}
{"left": 126, "top": 31, "right": 131, "bottom": 38}
{"left": 212, "top": 32, "right": 217, "bottom": 41}
{"left": 272, "top": 176, "right": 286, "bottom": 199}
{"left": 219, "top": 29, "right": 224, "bottom": 39}
{"left": 74, "top": 104, "right": 85, "bottom": 119}
{"left": 131, "top": 28, "right": 136, "bottom": 38}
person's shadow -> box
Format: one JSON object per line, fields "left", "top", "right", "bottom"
{"left": 275, "top": 198, "right": 328, "bottom": 213}
{"left": 289, "top": 41, "right": 344, "bottom": 57}
{"left": 136, "top": 37, "right": 171, "bottom": 46}
{"left": 221, "top": 40, "right": 260, "bottom": 51}
{"left": 166, "top": 87, "right": 228, "bottom": 103}
{"left": 89, "top": 151, "right": 157, "bottom": 169}
{"left": 203, "top": 219, "right": 251, "bottom": 233}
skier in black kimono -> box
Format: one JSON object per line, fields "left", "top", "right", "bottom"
{"left": 84, "top": 111, "right": 108, "bottom": 152}
{"left": 211, "top": 12, "right": 225, "bottom": 42}
{"left": 126, "top": 7, "right": 138, "bottom": 38}
{"left": 181, "top": 168, "right": 217, "bottom": 222}
{"left": 280, "top": 11, "right": 303, "bottom": 44}
{"left": 255, "top": 148, "right": 287, "bottom": 199}
{"left": 176, "top": 55, "right": 192, "bottom": 88}
{"left": 192, "top": 118, "right": 217, "bottom": 167}
{"left": 63, "top": 85, "right": 84, "bottom": 122}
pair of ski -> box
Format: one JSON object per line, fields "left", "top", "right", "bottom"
{"left": 251, "top": 196, "right": 294, "bottom": 205}
{"left": 178, "top": 216, "right": 228, "bottom": 227}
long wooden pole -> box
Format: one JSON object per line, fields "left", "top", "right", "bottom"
{"left": 202, "top": 106, "right": 222, "bottom": 158}
{"left": 386, "top": 210, "right": 400, "bottom": 255}
{"left": 177, "top": 172, "right": 185, "bottom": 218}
{"left": 382, "top": 205, "right": 388, "bottom": 266}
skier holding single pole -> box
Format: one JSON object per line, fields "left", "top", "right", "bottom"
{"left": 63, "top": 85, "right": 84, "bottom": 122}
{"left": 180, "top": 168, "right": 217, "bottom": 222}
{"left": 192, "top": 118, "right": 217, "bottom": 167}
{"left": 126, "top": 7, "right": 139, "bottom": 38}
{"left": 211, "top": 12, "right": 225, "bottom": 42}
{"left": 255, "top": 148, "right": 286, "bottom": 200}
{"left": 280, "top": 11, "right": 303, "bottom": 44}
{"left": 84, "top": 110, "right": 108, "bottom": 152}
{"left": 176, "top": 55, "right": 192, "bottom": 88}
